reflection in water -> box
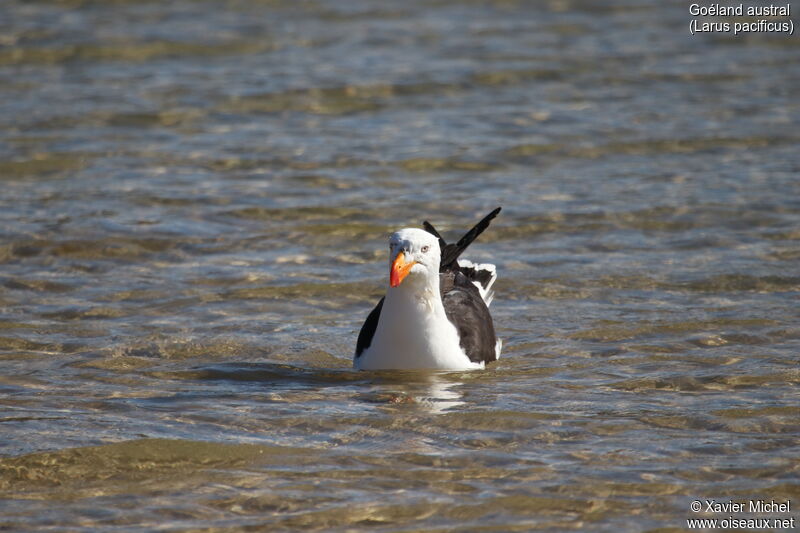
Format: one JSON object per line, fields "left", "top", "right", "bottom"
{"left": 182, "top": 362, "right": 467, "bottom": 414}
{"left": 364, "top": 372, "right": 466, "bottom": 414}
{"left": 412, "top": 375, "right": 465, "bottom": 413}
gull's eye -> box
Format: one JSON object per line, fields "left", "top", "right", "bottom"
{"left": 421, "top": 245, "right": 430, "bottom": 253}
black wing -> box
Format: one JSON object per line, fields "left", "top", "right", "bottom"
{"left": 355, "top": 297, "right": 384, "bottom": 358}
{"left": 423, "top": 207, "right": 501, "bottom": 271}
{"left": 440, "top": 271, "right": 497, "bottom": 364}
{"left": 425, "top": 208, "right": 502, "bottom": 364}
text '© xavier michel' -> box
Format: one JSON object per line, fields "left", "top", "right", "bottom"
{"left": 689, "top": 3, "right": 795, "bottom": 35}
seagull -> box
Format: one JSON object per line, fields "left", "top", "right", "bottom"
{"left": 354, "top": 208, "right": 502, "bottom": 370}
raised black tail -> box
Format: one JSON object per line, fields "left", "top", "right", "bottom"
{"left": 423, "top": 207, "right": 501, "bottom": 271}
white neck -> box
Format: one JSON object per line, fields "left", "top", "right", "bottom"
{"left": 386, "top": 270, "right": 445, "bottom": 315}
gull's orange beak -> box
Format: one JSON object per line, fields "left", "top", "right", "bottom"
{"left": 390, "top": 251, "right": 417, "bottom": 288}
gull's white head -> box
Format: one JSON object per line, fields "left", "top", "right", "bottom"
{"left": 388, "top": 228, "right": 441, "bottom": 288}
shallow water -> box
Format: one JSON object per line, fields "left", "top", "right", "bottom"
{"left": 1, "top": 0, "right": 798, "bottom": 531}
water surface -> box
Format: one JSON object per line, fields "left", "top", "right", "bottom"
{"left": 1, "top": 0, "right": 798, "bottom": 531}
